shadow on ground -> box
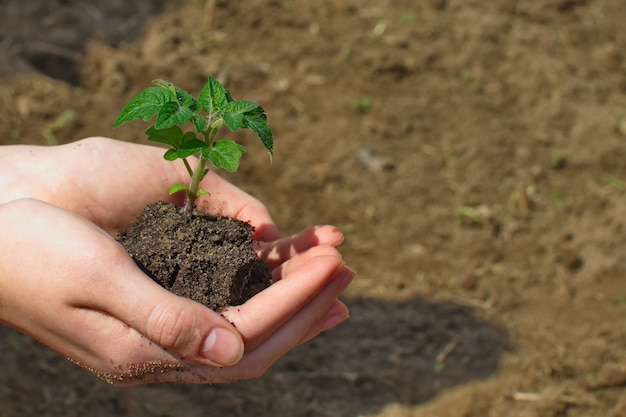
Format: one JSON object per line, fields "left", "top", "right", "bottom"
{"left": 1, "top": 296, "right": 508, "bottom": 417}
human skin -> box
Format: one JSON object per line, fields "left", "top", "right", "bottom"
{"left": 0, "top": 137, "right": 353, "bottom": 385}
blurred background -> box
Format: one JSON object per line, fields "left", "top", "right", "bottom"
{"left": 0, "top": 1, "right": 625, "bottom": 416}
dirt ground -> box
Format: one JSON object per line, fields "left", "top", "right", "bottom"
{"left": 0, "top": 0, "right": 625, "bottom": 416}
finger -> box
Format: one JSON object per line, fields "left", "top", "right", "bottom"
{"left": 32, "top": 306, "right": 188, "bottom": 386}
{"left": 221, "top": 246, "right": 347, "bottom": 350}
{"left": 82, "top": 252, "right": 245, "bottom": 369}
{"left": 71, "top": 299, "right": 347, "bottom": 386}
{"left": 296, "top": 299, "right": 350, "bottom": 346}
{"left": 227, "top": 273, "right": 351, "bottom": 376}
{"left": 94, "top": 252, "right": 352, "bottom": 385}
{"left": 22, "top": 274, "right": 242, "bottom": 387}
{"left": 162, "top": 265, "right": 353, "bottom": 384}
{"left": 270, "top": 244, "right": 348, "bottom": 283}
{"left": 255, "top": 225, "right": 345, "bottom": 269}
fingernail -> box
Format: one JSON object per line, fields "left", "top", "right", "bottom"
{"left": 200, "top": 328, "right": 244, "bottom": 367}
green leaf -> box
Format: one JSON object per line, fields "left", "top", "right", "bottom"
{"left": 197, "top": 189, "right": 210, "bottom": 196}
{"left": 114, "top": 87, "right": 172, "bottom": 127}
{"left": 224, "top": 100, "right": 259, "bottom": 131}
{"left": 169, "top": 183, "right": 189, "bottom": 194}
{"left": 192, "top": 114, "right": 207, "bottom": 133}
{"left": 155, "top": 101, "right": 194, "bottom": 129}
{"left": 174, "top": 86, "right": 196, "bottom": 108}
{"left": 224, "top": 113, "right": 244, "bottom": 132}
{"left": 145, "top": 125, "right": 184, "bottom": 148}
{"left": 202, "top": 140, "right": 246, "bottom": 172}
{"left": 227, "top": 100, "right": 259, "bottom": 114}
{"left": 152, "top": 79, "right": 177, "bottom": 97}
{"left": 242, "top": 107, "right": 274, "bottom": 158}
{"left": 177, "top": 133, "right": 207, "bottom": 158}
{"left": 198, "top": 75, "right": 230, "bottom": 115}
{"left": 163, "top": 149, "right": 178, "bottom": 161}
{"left": 147, "top": 126, "right": 207, "bottom": 160}
{"left": 198, "top": 82, "right": 211, "bottom": 114}
{"left": 433, "top": 361, "right": 446, "bottom": 374}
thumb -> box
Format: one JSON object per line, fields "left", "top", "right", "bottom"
{"left": 91, "top": 254, "right": 245, "bottom": 367}
{"left": 139, "top": 292, "right": 245, "bottom": 367}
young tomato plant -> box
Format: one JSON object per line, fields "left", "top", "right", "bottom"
{"left": 114, "top": 76, "right": 273, "bottom": 215}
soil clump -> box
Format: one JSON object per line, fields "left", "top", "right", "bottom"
{"left": 118, "top": 201, "right": 272, "bottom": 311}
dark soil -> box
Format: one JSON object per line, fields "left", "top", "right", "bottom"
{"left": 1, "top": 1, "right": 625, "bottom": 417}
{"left": 0, "top": 0, "right": 167, "bottom": 84}
{"left": 118, "top": 201, "right": 272, "bottom": 311}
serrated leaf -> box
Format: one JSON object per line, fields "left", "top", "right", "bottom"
{"left": 114, "top": 87, "right": 172, "bottom": 127}
{"left": 155, "top": 101, "right": 194, "bottom": 129}
{"left": 202, "top": 140, "right": 246, "bottom": 172}
{"left": 169, "top": 183, "right": 189, "bottom": 194}
{"left": 227, "top": 100, "right": 259, "bottom": 114}
{"left": 189, "top": 99, "right": 200, "bottom": 113}
{"left": 145, "top": 125, "right": 184, "bottom": 148}
{"left": 174, "top": 86, "right": 196, "bottom": 108}
{"left": 198, "top": 81, "right": 211, "bottom": 114}
{"left": 152, "top": 79, "right": 177, "bottom": 97}
{"left": 224, "top": 112, "right": 244, "bottom": 131}
{"left": 242, "top": 107, "right": 273, "bottom": 158}
{"left": 192, "top": 114, "right": 207, "bottom": 132}
{"left": 224, "top": 100, "right": 259, "bottom": 131}
{"left": 198, "top": 75, "right": 230, "bottom": 115}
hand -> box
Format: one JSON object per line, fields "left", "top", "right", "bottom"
{"left": 0, "top": 137, "right": 353, "bottom": 385}
{"left": 0, "top": 136, "right": 282, "bottom": 240}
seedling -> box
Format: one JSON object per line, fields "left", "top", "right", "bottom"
{"left": 351, "top": 96, "right": 371, "bottom": 113}
{"left": 114, "top": 76, "right": 273, "bottom": 215}
{"left": 550, "top": 154, "right": 566, "bottom": 170}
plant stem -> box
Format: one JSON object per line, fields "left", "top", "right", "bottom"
{"left": 181, "top": 119, "right": 221, "bottom": 215}
{"left": 183, "top": 155, "right": 209, "bottom": 215}
{"left": 182, "top": 158, "right": 193, "bottom": 177}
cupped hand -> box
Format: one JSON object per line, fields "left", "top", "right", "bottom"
{"left": 0, "top": 136, "right": 282, "bottom": 240}
{"left": 0, "top": 137, "right": 353, "bottom": 385}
